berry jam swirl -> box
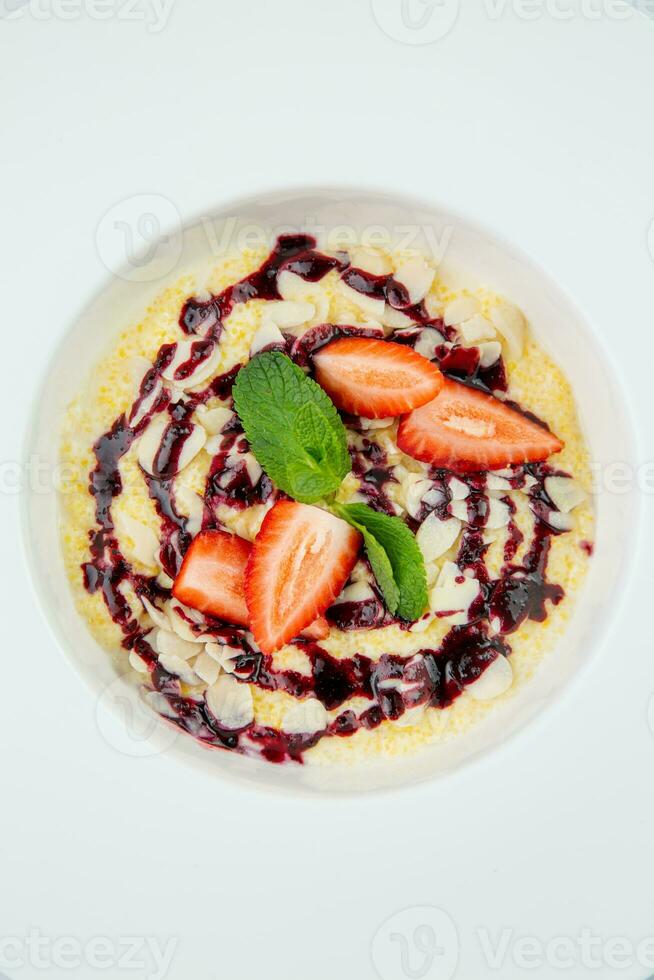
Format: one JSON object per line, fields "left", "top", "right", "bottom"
{"left": 77, "top": 235, "right": 590, "bottom": 765}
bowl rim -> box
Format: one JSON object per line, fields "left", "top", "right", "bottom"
{"left": 19, "top": 181, "right": 644, "bottom": 798}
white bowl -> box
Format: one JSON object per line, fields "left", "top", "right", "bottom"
{"left": 21, "top": 186, "right": 640, "bottom": 795}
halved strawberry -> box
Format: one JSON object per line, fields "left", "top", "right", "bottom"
{"left": 245, "top": 500, "right": 361, "bottom": 654}
{"left": 313, "top": 337, "right": 443, "bottom": 418}
{"left": 300, "top": 615, "right": 330, "bottom": 641}
{"left": 173, "top": 529, "right": 251, "bottom": 625}
{"left": 397, "top": 377, "right": 564, "bottom": 472}
{"left": 173, "top": 529, "right": 331, "bottom": 638}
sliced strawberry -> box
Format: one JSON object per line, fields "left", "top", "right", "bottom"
{"left": 245, "top": 500, "right": 361, "bottom": 654}
{"left": 313, "top": 337, "right": 443, "bottom": 418}
{"left": 300, "top": 615, "right": 330, "bottom": 641}
{"left": 173, "top": 529, "right": 251, "bottom": 625}
{"left": 397, "top": 377, "right": 563, "bottom": 472}
{"left": 173, "top": 529, "right": 332, "bottom": 639}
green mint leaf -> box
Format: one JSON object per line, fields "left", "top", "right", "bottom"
{"left": 232, "top": 352, "right": 350, "bottom": 504}
{"left": 355, "top": 523, "right": 400, "bottom": 615}
{"left": 334, "top": 503, "right": 428, "bottom": 621}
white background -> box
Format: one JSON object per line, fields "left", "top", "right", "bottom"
{"left": 2, "top": 2, "right": 654, "bottom": 978}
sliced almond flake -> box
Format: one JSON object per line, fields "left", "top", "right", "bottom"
{"left": 129, "top": 650, "right": 150, "bottom": 674}
{"left": 448, "top": 476, "right": 470, "bottom": 500}
{"left": 140, "top": 595, "right": 171, "bottom": 631}
{"left": 174, "top": 485, "right": 205, "bottom": 537}
{"left": 137, "top": 417, "right": 206, "bottom": 477}
{"left": 486, "top": 474, "right": 512, "bottom": 492}
{"left": 204, "top": 642, "right": 223, "bottom": 664}
{"left": 162, "top": 340, "right": 222, "bottom": 390}
{"left": 242, "top": 452, "right": 263, "bottom": 485}
{"left": 458, "top": 314, "right": 496, "bottom": 345}
{"left": 267, "top": 299, "right": 315, "bottom": 329}
{"left": 448, "top": 500, "right": 469, "bottom": 522}
{"left": 416, "top": 513, "right": 461, "bottom": 563}
{"left": 466, "top": 655, "right": 513, "bottom": 701}
{"left": 166, "top": 599, "right": 206, "bottom": 643}
{"left": 421, "top": 488, "right": 444, "bottom": 509}
{"left": 143, "top": 690, "right": 178, "bottom": 720}
{"left": 157, "top": 651, "right": 202, "bottom": 686}
{"left": 350, "top": 559, "right": 373, "bottom": 584}
{"left": 277, "top": 270, "right": 318, "bottom": 302}
{"left": 414, "top": 326, "right": 444, "bottom": 361}
{"left": 429, "top": 561, "right": 480, "bottom": 625}
{"left": 395, "top": 467, "right": 434, "bottom": 519}
{"left": 443, "top": 296, "right": 481, "bottom": 327}
{"left": 394, "top": 256, "right": 435, "bottom": 304}
{"left": 177, "top": 425, "right": 207, "bottom": 472}
{"left": 205, "top": 674, "right": 254, "bottom": 730}
{"left": 406, "top": 478, "right": 435, "bottom": 519}
{"left": 113, "top": 512, "right": 159, "bottom": 569}
{"left": 137, "top": 416, "right": 168, "bottom": 476}
{"left": 154, "top": 627, "right": 200, "bottom": 662}
{"left": 250, "top": 319, "right": 285, "bottom": 356}
{"left": 409, "top": 616, "right": 433, "bottom": 634}
{"left": 478, "top": 341, "right": 502, "bottom": 368}
{"left": 381, "top": 306, "right": 414, "bottom": 331}
{"left": 337, "top": 278, "right": 385, "bottom": 318}
{"left": 333, "top": 581, "right": 376, "bottom": 605}
{"left": 204, "top": 434, "right": 222, "bottom": 456}
{"left": 281, "top": 698, "right": 328, "bottom": 735}
{"left": 204, "top": 642, "right": 241, "bottom": 673}
{"left": 350, "top": 246, "right": 393, "bottom": 276}
{"left": 486, "top": 498, "right": 511, "bottom": 529}
{"left": 130, "top": 379, "right": 163, "bottom": 428}
{"left": 545, "top": 476, "right": 586, "bottom": 514}
{"left": 196, "top": 405, "right": 234, "bottom": 436}
{"left": 358, "top": 417, "right": 394, "bottom": 430}
{"left": 193, "top": 651, "right": 222, "bottom": 686}
{"left": 547, "top": 510, "right": 574, "bottom": 532}
{"left": 489, "top": 302, "right": 526, "bottom": 359}
{"left": 129, "top": 354, "right": 153, "bottom": 388}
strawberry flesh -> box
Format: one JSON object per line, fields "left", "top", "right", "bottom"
{"left": 313, "top": 337, "right": 443, "bottom": 418}
{"left": 173, "top": 529, "right": 251, "bottom": 625}
{"left": 397, "top": 377, "right": 563, "bottom": 472}
{"left": 172, "top": 527, "right": 331, "bottom": 639}
{"left": 245, "top": 500, "right": 361, "bottom": 654}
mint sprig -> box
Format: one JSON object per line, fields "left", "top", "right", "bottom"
{"left": 233, "top": 352, "right": 350, "bottom": 504}
{"left": 333, "top": 503, "right": 428, "bottom": 621}
{"left": 233, "top": 349, "right": 428, "bottom": 622}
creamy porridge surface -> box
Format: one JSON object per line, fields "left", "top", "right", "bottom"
{"left": 60, "top": 237, "right": 593, "bottom": 765}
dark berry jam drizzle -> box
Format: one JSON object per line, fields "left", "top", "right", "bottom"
{"left": 81, "top": 235, "right": 584, "bottom": 764}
